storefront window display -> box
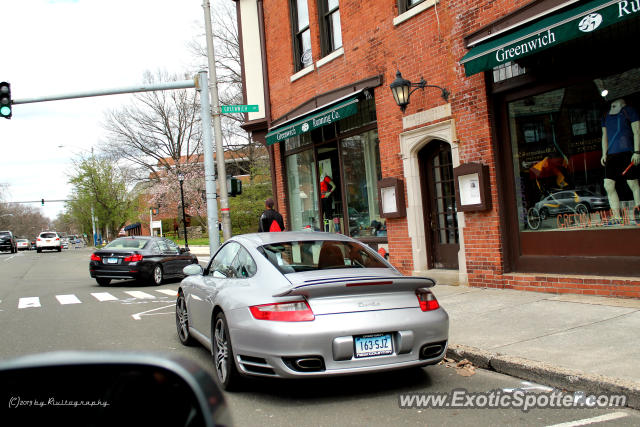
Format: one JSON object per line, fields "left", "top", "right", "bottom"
{"left": 341, "top": 130, "right": 383, "bottom": 237}
{"left": 510, "top": 68, "right": 640, "bottom": 233}
{"left": 284, "top": 97, "right": 383, "bottom": 238}
{"left": 286, "top": 148, "right": 319, "bottom": 231}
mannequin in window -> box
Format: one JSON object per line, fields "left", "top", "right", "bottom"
{"left": 320, "top": 174, "right": 336, "bottom": 228}
{"left": 600, "top": 98, "right": 640, "bottom": 222}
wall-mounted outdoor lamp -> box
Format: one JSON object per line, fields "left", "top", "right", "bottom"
{"left": 389, "top": 70, "right": 449, "bottom": 112}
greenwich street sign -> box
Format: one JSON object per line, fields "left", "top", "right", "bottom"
{"left": 221, "top": 104, "right": 259, "bottom": 113}
{"left": 265, "top": 97, "right": 359, "bottom": 145}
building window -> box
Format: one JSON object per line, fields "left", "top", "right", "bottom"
{"left": 290, "top": 0, "right": 312, "bottom": 71}
{"left": 318, "top": 0, "right": 342, "bottom": 56}
{"left": 284, "top": 97, "right": 382, "bottom": 239}
{"left": 341, "top": 130, "right": 383, "bottom": 237}
{"left": 509, "top": 68, "right": 640, "bottom": 235}
{"left": 398, "top": 0, "right": 425, "bottom": 14}
{"left": 286, "top": 149, "right": 319, "bottom": 231}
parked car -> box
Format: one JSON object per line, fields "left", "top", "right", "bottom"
{"left": 36, "top": 231, "right": 62, "bottom": 253}
{"left": 176, "top": 232, "right": 449, "bottom": 390}
{"left": 0, "top": 230, "right": 17, "bottom": 253}
{"left": 534, "top": 189, "right": 610, "bottom": 219}
{"left": 16, "top": 239, "right": 31, "bottom": 251}
{"left": 89, "top": 236, "right": 198, "bottom": 286}
{"left": 61, "top": 238, "right": 69, "bottom": 249}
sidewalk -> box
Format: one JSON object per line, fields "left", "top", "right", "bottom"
{"left": 433, "top": 284, "right": 640, "bottom": 409}
{"left": 187, "top": 245, "right": 640, "bottom": 408}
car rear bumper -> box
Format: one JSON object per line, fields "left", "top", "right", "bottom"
{"left": 89, "top": 261, "right": 152, "bottom": 280}
{"left": 224, "top": 306, "right": 449, "bottom": 379}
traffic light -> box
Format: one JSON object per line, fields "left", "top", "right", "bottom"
{"left": 0, "top": 82, "right": 11, "bottom": 119}
{"left": 227, "top": 177, "right": 242, "bottom": 197}
{"left": 41, "top": 199, "right": 44, "bottom": 206}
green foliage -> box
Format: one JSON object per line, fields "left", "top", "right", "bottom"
{"left": 66, "top": 155, "right": 139, "bottom": 239}
{"left": 228, "top": 181, "right": 273, "bottom": 235}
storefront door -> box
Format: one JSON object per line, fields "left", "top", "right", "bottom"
{"left": 419, "top": 140, "right": 459, "bottom": 269}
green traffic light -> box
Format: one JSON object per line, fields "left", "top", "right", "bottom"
{"left": 0, "top": 106, "right": 10, "bottom": 116}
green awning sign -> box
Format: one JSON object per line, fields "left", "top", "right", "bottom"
{"left": 265, "top": 97, "right": 359, "bottom": 145}
{"left": 460, "top": 0, "right": 640, "bottom": 76}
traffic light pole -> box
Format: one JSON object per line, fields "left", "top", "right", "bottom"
{"left": 9, "top": 75, "right": 223, "bottom": 253}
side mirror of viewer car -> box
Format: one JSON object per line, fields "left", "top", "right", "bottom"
{"left": 0, "top": 351, "right": 231, "bottom": 427}
{"left": 184, "top": 264, "right": 204, "bottom": 276}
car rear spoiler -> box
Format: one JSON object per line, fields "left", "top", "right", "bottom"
{"left": 272, "top": 276, "right": 436, "bottom": 298}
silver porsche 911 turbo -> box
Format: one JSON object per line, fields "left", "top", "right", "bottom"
{"left": 176, "top": 232, "right": 448, "bottom": 390}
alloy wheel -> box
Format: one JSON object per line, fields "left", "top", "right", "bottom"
{"left": 214, "top": 317, "right": 229, "bottom": 383}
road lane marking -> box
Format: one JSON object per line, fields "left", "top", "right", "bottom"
{"left": 124, "top": 291, "right": 156, "bottom": 299}
{"left": 545, "top": 412, "right": 628, "bottom": 427}
{"left": 18, "top": 297, "right": 41, "bottom": 309}
{"left": 4, "top": 254, "right": 17, "bottom": 262}
{"left": 55, "top": 294, "right": 82, "bottom": 305}
{"left": 131, "top": 304, "right": 174, "bottom": 320}
{"left": 155, "top": 289, "right": 178, "bottom": 296}
{"left": 91, "top": 292, "right": 119, "bottom": 302}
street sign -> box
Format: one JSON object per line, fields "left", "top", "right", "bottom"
{"left": 221, "top": 104, "right": 259, "bottom": 113}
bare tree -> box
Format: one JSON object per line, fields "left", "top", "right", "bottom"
{"left": 101, "top": 70, "right": 203, "bottom": 181}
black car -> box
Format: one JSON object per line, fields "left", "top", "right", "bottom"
{"left": 0, "top": 230, "right": 17, "bottom": 253}
{"left": 89, "top": 236, "right": 198, "bottom": 286}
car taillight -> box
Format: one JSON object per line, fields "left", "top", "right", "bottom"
{"left": 90, "top": 254, "right": 101, "bottom": 261}
{"left": 37, "top": 238, "right": 41, "bottom": 241}
{"left": 416, "top": 289, "right": 440, "bottom": 311}
{"left": 55, "top": 238, "right": 60, "bottom": 241}
{"left": 124, "top": 254, "right": 143, "bottom": 262}
{"left": 249, "top": 300, "right": 315, "bottom": 321}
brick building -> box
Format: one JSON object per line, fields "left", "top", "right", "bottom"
{"left": 235, "top": 0, "right": 640, "bottom": 298}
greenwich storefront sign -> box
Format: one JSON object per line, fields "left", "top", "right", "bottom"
{"left": 266, "top": 97, "right": 359, "bottom": 145}
{"left": 461, "top": 0, "right": 640, "bottom": 76}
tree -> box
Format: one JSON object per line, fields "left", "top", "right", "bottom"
{"left": 101, "top": 70, "right": 203, "bottom": 182}
{"left": 66, "top": 154, "right": 139, "bottom": 240}
{"left": 0, "top": 184, "right": 50, "bottom": 237}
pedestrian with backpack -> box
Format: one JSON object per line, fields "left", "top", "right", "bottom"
{"left": 258, "top": 198, "right": 285, "bottom": 232}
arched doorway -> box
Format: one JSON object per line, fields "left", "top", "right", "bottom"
{"left": 418, "top": 140, "right": 459, "bottom": 269}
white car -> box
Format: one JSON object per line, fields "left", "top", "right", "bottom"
{"left": 36, "top": 231, "right": 62, "bottom": 253}
{"left": 16, "top": 239, "right": 31, "bottom": 251}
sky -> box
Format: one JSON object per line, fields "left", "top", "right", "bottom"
{"left": 1, "top": 0, "right": 208, "bottom": 219}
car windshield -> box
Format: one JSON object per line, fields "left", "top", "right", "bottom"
{"left": 260, "top": 240, "right": 388, "bottom": 273}
{"left": 40, "top": 233, "right": 57, "bottom": 238}
{"left": 0, "top": 232, "right": 10, "bottom": 236}
{"left": 104, "top": 238, "right": 149, "bottom": 250}
{"left": 17, "top": 239, "right": 27, "bottom": 243}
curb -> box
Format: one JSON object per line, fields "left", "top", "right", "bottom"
{"left": 446, "top": 343, "right": 640, "bottom": 410}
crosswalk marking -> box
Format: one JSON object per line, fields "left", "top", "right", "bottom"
{"left": 55, "top": 294, "right": 82, "bottom": 305}
{"left": 9, "top": 289, "right": 178, "bottom": 309}
{"left": 124, "top": 291, "right": 156, "bottom": 299}
{"left": 18, "top": 297, "right": 41, "bottom": 309}
{"left": 91, "top": 292, "right": 119, "bottom": 302}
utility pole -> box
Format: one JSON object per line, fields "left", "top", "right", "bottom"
{"left": 196, "top": 71, "right": 220, "bottom": 254}
{"left": 202, "top": 0, "right": 232, "bottom": 240}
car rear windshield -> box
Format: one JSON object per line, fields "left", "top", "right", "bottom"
{"left": 259, "top": 240, "right": 388, "bottom": 273}
{"left": 40, "top": 233, "right": 57, "bottom": 238}
{"left": 0, "top": 231, "right": 10, "bottom": 236}
{"left": 104, "top": 238, "right": 149, "bottom": 250}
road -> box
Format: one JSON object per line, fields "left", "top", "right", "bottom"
{"left": 0, "top": 248, "right": 639, "bottom": 426}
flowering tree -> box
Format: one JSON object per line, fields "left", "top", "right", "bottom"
{"left": 146, "top": 164, "right": 207, "bottom": 222}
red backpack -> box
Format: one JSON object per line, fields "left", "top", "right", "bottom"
{"left": 269, "top": 220, "right": 282, "bottom": 232}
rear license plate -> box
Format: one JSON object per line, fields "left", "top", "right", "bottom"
{"left": 105, "top": 257, "right": 119, "bottom": 264}
{"left": 354, "top": 333, "right": 393, "bottom": 358}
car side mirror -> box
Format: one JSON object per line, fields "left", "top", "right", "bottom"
{"left": 0, "top": 351, "right": 230, "bottom": 426}
{"left": 183, "top": 264, "right": 203, "bottom": 276}
{"left": 179, "top": 247, "right": 188, "bottom": 254}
